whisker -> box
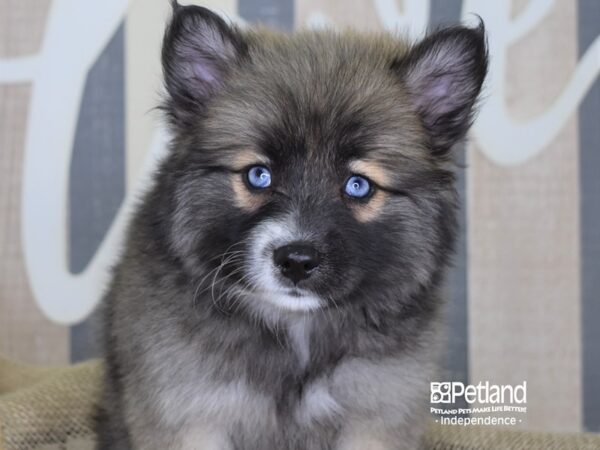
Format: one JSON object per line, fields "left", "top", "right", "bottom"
{"left": 191, "top": 251, "right": 245, "bottom": 308}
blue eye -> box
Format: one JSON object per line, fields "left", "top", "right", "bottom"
{"left": 345, "top": 175, "right": 371, "bottom": 198}
{"left": 246, "top": 165, "right": 272, "bottom": 189}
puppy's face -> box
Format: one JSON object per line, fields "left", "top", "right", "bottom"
{"left": 162, "top": 6, "right": 487, "bottom": 317}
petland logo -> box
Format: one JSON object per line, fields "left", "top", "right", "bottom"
{"left": 431, "top": 381, "right": 527, "bottom": 404}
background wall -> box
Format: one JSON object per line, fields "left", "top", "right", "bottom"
{"left": 0, "top": 0, "right": 598, "bottom": 433}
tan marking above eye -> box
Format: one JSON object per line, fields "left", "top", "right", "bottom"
{"left": 350, "top": 190, "right": 388, "bottom": 223}
{"left": 231, "top": 174, "right": 267, "bottom": 212}
{"left": 348, "top": 160, "right": 391, "bottom": 187}
{"left": 232, "top": 151, "right": 270, "bottom": 171}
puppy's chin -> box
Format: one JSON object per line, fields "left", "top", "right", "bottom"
{"left": 235, "top": 287, "right": 323, "bottom": 323}
{"left": 256, "top": 289, "right": 323, "bottom": 312}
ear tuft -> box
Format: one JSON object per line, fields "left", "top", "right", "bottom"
{"left": 161, "top": 5, "right": 247, "bottom": 127}
{"left": 393, "top": 21, "right": 488, "bottom": 155}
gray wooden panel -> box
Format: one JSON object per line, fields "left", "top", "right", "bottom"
{"left": 578, "top": 0, "right": 600, "bottom": 433}
{"left": 69, "top": 23, "right": 125, "bottom": 362}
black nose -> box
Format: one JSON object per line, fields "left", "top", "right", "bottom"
{"left": 273, "top": 243, "right": 321, "bottom": 285}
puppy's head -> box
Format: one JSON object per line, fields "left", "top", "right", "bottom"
{"left": 161, "top": 4, "right": 487, "bottom": 317}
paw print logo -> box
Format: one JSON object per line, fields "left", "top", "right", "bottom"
{"left": 431, "top": 382, "right": 451, "bottom": 403}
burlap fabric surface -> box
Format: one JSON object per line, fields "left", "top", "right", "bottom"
{"left": 0, "top": 358, "right": 99, "bottom": 450}
{"left": 1, "top": 357, "right": 599, "bottom": 450}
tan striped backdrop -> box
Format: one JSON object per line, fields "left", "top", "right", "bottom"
{"left": 0, "top": 0, "right": 598, "bottom": 433}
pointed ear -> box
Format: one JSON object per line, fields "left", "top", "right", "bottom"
{"left": 393, "top": 22, "right": 488, "bottom": 155}
{"left": 161, "top": 3, "right": 247, "bottom": 126}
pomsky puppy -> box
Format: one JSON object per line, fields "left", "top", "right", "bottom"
{"left": 95, "top": 2, "right": 487, "bottom": 449}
